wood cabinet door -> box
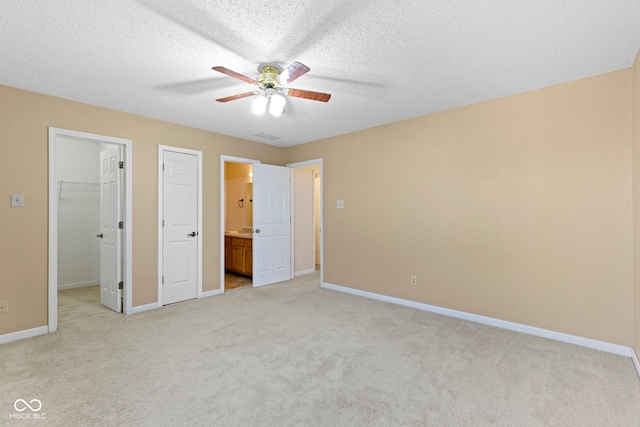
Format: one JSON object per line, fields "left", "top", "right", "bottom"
{"left": 224, "top": 237, "right": 252, "bottom": 277}
{"left": 225, "top": 245, "right": 232, "bottom": 270}
{"left": 224, "top": 237, "right": 232, "bottom": 270}
{"left": 245, "top": 244, "right": 252, "bottom": 276}
{"left": 231, "top": 246, "right": 245, "bottom": 272}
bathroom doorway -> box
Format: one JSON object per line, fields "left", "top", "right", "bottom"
{"left": 223, "top": 160, "right": 254, "bottom": 291}
{"left": 220, "top": 156, "right": 322, "bottom": 292}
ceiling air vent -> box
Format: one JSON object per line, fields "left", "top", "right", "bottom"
{"left": 254, "top": 133, "right": 281, "bottom": 141}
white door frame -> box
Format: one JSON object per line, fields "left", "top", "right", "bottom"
{"left": 219, "top": 156, "right": 324, "bottom": 291}
{"left": 313, "top": 168, "right": 321, "bottom": 267}
{"left": 48, "top": 127, "right": 133, "bottom": 332}
{"left": 219, "top": 155, "right": 261, "bottom": 292}
{"left": 287, "top": 159, "right": 323, "bottom": 285}
{"left": 158, "top": 145, "right": 203, "bottom": 305}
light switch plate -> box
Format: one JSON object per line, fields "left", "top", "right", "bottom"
{"left": 337, "top": 200, "right": 344, "bottom": 209}
{"left": 11, "top": 194, "right": 23, "bottom": 207}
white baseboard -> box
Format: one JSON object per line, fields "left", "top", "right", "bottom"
{"left": 58, "top": 281, "right": 98, "bottom": 291}
{"left": 322, "top": 282, "right": 634, "bottom": 358}
{"left": 295, "top": 269, "right": 316, "bottom": 277}
{"left": 131, "top": 302, "right": 159, "bottom": 314}
{"left": 200, "top": 289, "right": 222, "bottom": 298}
{"left": 0, "top": 326, "right": 49, "bottom": 345}
{"left": 133, "top": 290, "right": 222, "bottom": 312}
{"left": 633, "top": 349, "right": 640, "bottom": 380}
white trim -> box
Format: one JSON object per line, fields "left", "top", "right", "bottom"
{"left": 121, "top": 141, "right": 133, "bottom": 315}
{"left": 322, "top": 282, "right": 634, "bottom": 358}
{"left": 313, "top": 168, "right": 320, "bottom": 269}
{"left": 286, "top": 159, "right": 323, "bottom": 286}
{"left": 57, "top": 281, "right": 98, "bottom": 291}
{"left": 201, "top": 289, "right": 223, "bottom": 298}
{"left": 131, "top": 303, "right": 160, "bottom": 314}
{"left": 48, "top": 127, "right": 133, "bottom": 333}
{"left": 289, "top": 167, "right": 296, "bottom": 278}
{"left": 633, "top": 349, "right": 640, "bottom": 380}
{"left": 220, "top": 156, "right": 261, "bottom": 293}
{"left": 158, "top": 145, "right": 203, "bottom": 306}
{"left": 295, "top": 268, "right": 316, "bottom": 277}
{"left": 48, "top": 134, "right": 57, "bottom": 331}
{"left": 0, "top": 326, "right": 49, "bottom": 345}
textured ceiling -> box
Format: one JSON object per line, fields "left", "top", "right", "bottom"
{"left": 1, "top": 1, "right": 639, "bottom": 147}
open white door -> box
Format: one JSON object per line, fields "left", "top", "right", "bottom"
{"left": 162, "top": 150, "right": 199, "bottom": 304}
{"left": 252, "top": 164, "right": 292, "bottom": 287}
{"left": 99, "top": 147, "right": 122, "bottom": 312}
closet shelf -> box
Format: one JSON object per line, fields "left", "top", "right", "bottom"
{"left": 57, "top": 180, "right": 99, "bottom": 199}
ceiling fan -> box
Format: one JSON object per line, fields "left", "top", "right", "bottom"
{"left": 212, "top": 61, "right": 331, "bottom": 116}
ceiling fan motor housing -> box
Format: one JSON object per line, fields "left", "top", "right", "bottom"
{"left": 258, "top": 65, "right": 281, "bottom": 89}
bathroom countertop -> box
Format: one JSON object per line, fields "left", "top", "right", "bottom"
{"left": 225, "top": 232, "right": 253, "bottom": 239}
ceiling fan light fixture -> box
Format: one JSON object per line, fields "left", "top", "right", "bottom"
{"left": 269, "top": 94, "right": 286, "bottom": 116}
{"left": 252, "top": 95, "right": 268, "bottom": 115}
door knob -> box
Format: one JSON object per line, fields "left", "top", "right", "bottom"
{"left": 255, "top": 229, "right": 260, "bottom": 234}
{"left": 96, "top": 233, "right": 103, "bottom": 238}
{"left": 188, "top": 231, "right": 197, "bottom": 237}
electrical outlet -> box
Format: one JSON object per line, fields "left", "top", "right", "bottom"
{"left": 410, "top": 275, "right": 417, "bottom": 286}
{"left": 0, "top": 301, "right": 7, "bottom": 314}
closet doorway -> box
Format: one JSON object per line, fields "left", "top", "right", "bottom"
{"left": 48, "top": 128, "right": 133, "bottom": 332}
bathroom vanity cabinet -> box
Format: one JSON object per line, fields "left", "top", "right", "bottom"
{"left": 224, "top": 235, "right": 252, "bottom": 277}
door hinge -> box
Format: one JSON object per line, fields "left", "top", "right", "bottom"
{"left": 162, "top": 219, "right": 164, "bottom": 228}
{"left": 118, "top": 281, "right": 124, "bottom": 290}
{"left": 162, "top": 276, "right": 164, "bottom": 284}
{"left": 162, "top": 163, "right": 165, "bottom": 171}
{"left": 119, "top": 161, "right": 124, "bottom": 169}
{"left": 118, "top": 221, "right": 124, "bottom": 229}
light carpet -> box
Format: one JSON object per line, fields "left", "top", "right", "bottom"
{"left": 1, "top": 272, "right": 640, "bottom": 426}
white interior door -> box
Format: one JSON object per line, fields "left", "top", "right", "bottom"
{"left": 314, "top": 171, "right": 321, "bottom": 266}
{"left": 99, "top": 147, "right": 122, "bottom": 312}
{"left": 162, "top": 151, "right": 199, "bottom": 304}
{"left": 253, "top": 164, "right": 291, "bottom": 287}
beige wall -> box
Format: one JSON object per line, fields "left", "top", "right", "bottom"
{"left": 0, "top": 84, "right": 285, "bottom": 335}
{"left": 633, "top": 51, "right": 640, "bottom": 358}
{"left": 287, "top": 70, "right": 634, "bottom": 346}
{"left": 2, "top": 65, "right": 639, "bottom": 351}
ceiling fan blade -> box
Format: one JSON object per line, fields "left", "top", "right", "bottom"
{"left": 287, "top": 89, "right": 331, "bottom": 102}
{"left": 216, "top": 92, "right": 257, "bottom": 102}
{"left": 277, "top": 62, "right": 310, "bottom": 85}
{"left": 212, "top": 66, "right": 256, "bottom": 85}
